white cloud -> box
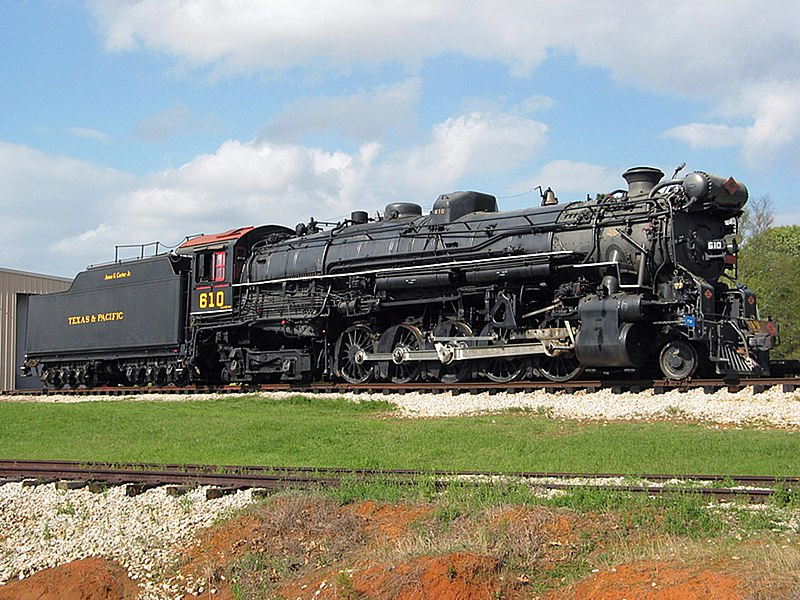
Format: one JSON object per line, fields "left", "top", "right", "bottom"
{"left": 89, "top": 1, "right": 469, "bottom": 73}
{"left": 135, "top": 103, "right": 204, "bottom": 141}
{"left": 664, "top": 83, "right": 800, "bottom": 167}
{"left": 87, "top": 1, "right": 800, "bottom": 167}
{"left": 4, "top": 104, "right": 551, "bottom": 276}
{"left": 517, "top": 160, "right": 624, "bottom": 200}
{"left": 53, "top": 139, "right": 381, "bottom": 267}
{"left": 371, "top": 111, "right": 548, "bottom": 201}
{"left": 0, "top": 142, "right": 137, "bottom": 274}
{"left": 260, "top": 78, "right": 422, "bottom": 144}
{"left": 663, "top": 124, "right": 746, "bottom": 150}
{"left": 516, "top": 95, "right": 556, "bottom": 114}
{"left": 66, "top": 127, "right": 111, "bottom": 142}
{"left": 739, "top": 83, "right": 800, "bottom": 169}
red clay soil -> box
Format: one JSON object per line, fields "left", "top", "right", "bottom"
{"left": 550, "top": 560, "right": 745, "bottom": 600}
{"left": 348, "top": 499, "right": 432, "bottom": 540}
{"left": 0, "top": 557, "right": 139, "bottom": 600}
{"left": 282, "top": 551, "right": 502, "bottom": 599}
{"left": 0, "top": 501, "right": 767, "bottom": 600}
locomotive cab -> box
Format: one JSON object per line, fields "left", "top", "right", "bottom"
{"left": 179, "top": 228, "right": 248, "bottom": 316}
{"left": 177, "top": 225, "right": 294, "bottom": 317}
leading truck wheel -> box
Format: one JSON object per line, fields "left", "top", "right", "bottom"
{"left": 658, "top": 340, "right": 698, "bottom": 380}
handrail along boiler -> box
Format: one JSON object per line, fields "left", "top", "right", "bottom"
{"left": 22, "top": 166, "right": 777, "bottom": 388}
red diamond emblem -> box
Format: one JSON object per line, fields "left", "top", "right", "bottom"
{"left": 723, "top": 177, "right": 740, "bottom": 195}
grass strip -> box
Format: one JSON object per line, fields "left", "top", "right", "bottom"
{"left": 0, "top": 395, "right": 798, "bottom": 476}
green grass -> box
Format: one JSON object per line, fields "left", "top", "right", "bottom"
{"left": 1, "top": 394, "right": 799, "bottom": 476}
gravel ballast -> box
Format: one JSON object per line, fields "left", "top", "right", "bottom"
{"left": 5, "top": 385, "right": 798, "bottom": 426}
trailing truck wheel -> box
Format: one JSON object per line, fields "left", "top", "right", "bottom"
{"left": 659, "top": 340, "right": 698, "bottom": 381}
{"left": 335, "top": 325, "right": 376, "bottom": 384}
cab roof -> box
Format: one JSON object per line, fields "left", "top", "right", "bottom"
{"left": 177, "top": 227, "right": 255, "bottom": 250}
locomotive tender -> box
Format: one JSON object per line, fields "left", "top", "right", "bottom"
{"left": 22, "top": 165, "right": 778, "bottom": 388}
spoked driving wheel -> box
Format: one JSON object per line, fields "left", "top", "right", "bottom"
{"left": 536, "top": 353, "right": 584, "bottom": 383}
{"left": 479, "top": 323, "right": 524, "bottom": 383}
{"left": 535, "top": 316, "right": 584, "bottom": 382}
{"left": 335, "top": 325, "right": 376, "bottom": 384}
{"left": 384, "top": 323, "right": 425, "bottom": 383}
{"left": 432, "top": 320, "right": 473, "bottom": 383}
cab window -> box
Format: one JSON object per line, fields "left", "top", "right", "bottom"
{"left": 213, "top": 251, "right": 226, "bottom": 282}
{"left": 195, "top": 249, "right": 227, "bottom": 283}
{"left": 196, "top": 252, "right": 212, "bottom": 282}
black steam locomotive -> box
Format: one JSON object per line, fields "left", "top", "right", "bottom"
{"left": 22, "top": 165, "right": 778, "bottom": 388}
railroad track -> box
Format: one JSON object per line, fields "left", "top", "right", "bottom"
{"left": 5, "top": 374, "right": 800, "bottom": 397}
{"left": 0, "top": 460, "right": 795, "bottom": 503}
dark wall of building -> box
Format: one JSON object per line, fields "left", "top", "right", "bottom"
{"left": 14, "top": 294, "right": 39, "bottom": 389}
{"left": 1, "top": 268, "right": 72, "bottom": 390}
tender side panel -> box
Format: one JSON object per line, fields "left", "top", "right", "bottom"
{"left": 25, "top": 256, "right": 188, "bottom": 356}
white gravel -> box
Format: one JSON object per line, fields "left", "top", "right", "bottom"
{"left": 1, "top": 385, "right": 800, "bottom": 597}
{"left": 3, "top": 384, "right": 800, "bottom": 427}
{"left": 371, "top": 385, "right": 800, "bottom": 427}
{"left": 0, "top": 482, "right": 251, "bottom": 598}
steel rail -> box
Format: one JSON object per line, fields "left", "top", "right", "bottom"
{"left": 4, "top": 375, "right": 800, "bottom": 397}
{"left": 1, "top": 459, "right": 797, "bottom": 484}
{"left": 0, "top": 460, "right": 794, "bottom": 503}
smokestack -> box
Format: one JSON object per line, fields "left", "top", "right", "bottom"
{"left": 622, "top": 167, "right": 664, "bottom": 197}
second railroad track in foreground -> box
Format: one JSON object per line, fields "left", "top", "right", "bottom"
{"left": 0, "top": 459, "right": 796, "bottom": 504}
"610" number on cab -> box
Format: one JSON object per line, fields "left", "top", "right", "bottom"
{"left": 198, "top": 289, "right": 228, "bottom": 310}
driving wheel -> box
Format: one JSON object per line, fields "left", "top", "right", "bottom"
{"left": 335, "top": 325, "right": 376, "bottom": 384}
{"left": 432, "top": 320, "right": 473, "bottom": 383}
{"left": 479, "top": 323, "right": 524, "bottom": 383}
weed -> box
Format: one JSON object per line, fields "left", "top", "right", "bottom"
{"left": 178, "top": 494, "right": 193, "bottom": 515}
{"left": 55, "top": 500, "right": 75, "bottom": 516}
{"left": 433, "top": 504, "right": 462, "bottom": 525}
{"left": 662, "top": 495, "right": 726, "bottom": 537}
{"left": 146, "top": 504, "right": 158, "bottom": 524}
{"left": 335, "top": 570, "right": 359, "bottom": 599}
{"left": 663, "top": 404, "right": 688, "bottom": 419}
{"left": 770, "top": 484, "right": 800, "bottom": 509}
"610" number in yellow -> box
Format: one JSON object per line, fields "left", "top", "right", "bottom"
{"left": 199, "top": 290, "right": 227, "bottom": 309}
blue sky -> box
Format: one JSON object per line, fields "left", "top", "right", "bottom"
{"left": 2, "top": 0, "right": 799, "bottom": 276}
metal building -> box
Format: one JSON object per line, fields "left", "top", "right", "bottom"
{"left": 1, "top": 267, "right": 72, "bottom": 390}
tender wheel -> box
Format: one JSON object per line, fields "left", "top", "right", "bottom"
{"left": 537, "top": 353, "right": 584, "bottom": 383}
{"left": 42, "top": 368, "right": 64, "bottom": 390}
{"left": 64, "top": 369, "right": 79, "bottom": 389}
{"left": 432, "top": 320, "right": 472, "bottom": 383}
{"left": 479, "top": 323, "right": 524, "bottom": 383}
{"left": 335, "top": 325, "right": 376, "bottom": 384}
{"left": 153, "top": 366, "right": 168, "bottom": 387}
{"left": 384, "top": 323, "right": 425, "bottom": 383}
{"left": 659, "top": 340, "right": 698, "bottom": 380}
